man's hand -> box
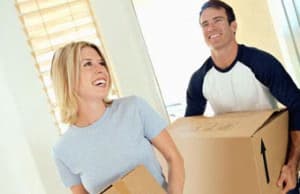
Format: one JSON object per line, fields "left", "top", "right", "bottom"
{"left": 277, "top": 164, "right": 298, "bottom": 194}
{"left": 277, "top": 131, "right": 300, "bottom": 194}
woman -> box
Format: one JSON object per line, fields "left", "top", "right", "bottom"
{"left": 51, "top": 41, "right": 184, "bottom": 194}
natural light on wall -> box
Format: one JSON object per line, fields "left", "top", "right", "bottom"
{"left": 132, "top": 0, "right": 212, "bottom": 120}
{"left": 14, "top": 0, "right": 119, "bottom": 133}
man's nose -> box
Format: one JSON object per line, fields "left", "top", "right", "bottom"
{"left": 206, "top": 22, "right": 217, "bottom": 31}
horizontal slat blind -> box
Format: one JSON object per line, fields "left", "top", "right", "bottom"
{"left": 15, "top": 0, "right": 119, "bottom": 133}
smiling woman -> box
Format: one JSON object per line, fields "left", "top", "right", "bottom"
{"left": 50, "top": 41, "right": 184, "bottom": 194}
{"left": 50, "top": 42, "right": 111, "bottom": 125}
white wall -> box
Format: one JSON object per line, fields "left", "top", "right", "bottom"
{"left": 0, "top": 2, "right": 67, "bottom": 194}
{"left": 0, "top": 70, "right": 46, "bottom": 194}
{"left": 226, "top": 0, "right": 283, "bottom": 62}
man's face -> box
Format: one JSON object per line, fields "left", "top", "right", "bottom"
{"left": 199, "top": 7, "right": 237, "bottom": 51}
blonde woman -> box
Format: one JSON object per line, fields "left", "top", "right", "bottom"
{"left": 51, "top": 41, "right": 184, "bottom": 194}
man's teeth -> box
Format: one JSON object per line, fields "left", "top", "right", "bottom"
{"left": 210, "top": 34, "right": 220, "bottom": 39}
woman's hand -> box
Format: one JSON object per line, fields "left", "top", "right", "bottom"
{"left": 70, "top": 184, "right": 89, "bottom": 194}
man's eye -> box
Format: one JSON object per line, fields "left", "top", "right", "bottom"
{"left": 201, "top": 23, "right": 208, "bottom": 28}
{"left": 215, "top": 18, "right": 223, "bottom": 23}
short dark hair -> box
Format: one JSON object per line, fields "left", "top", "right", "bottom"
{"left": 200, "top": 0, "right": 236, "bottom": 24}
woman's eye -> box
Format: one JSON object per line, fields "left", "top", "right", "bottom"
{"left": 99, "top": 62, "right": 106, "bottom": 66}
{"left": 83, "top": 62, "right": 92, "bottom": 67}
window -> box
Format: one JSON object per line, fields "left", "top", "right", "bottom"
{"left": 132, "top": 0, "right": 212, "bottom": 120}
{"left": 15, "top": 0, "right": 119, "bottom": 133}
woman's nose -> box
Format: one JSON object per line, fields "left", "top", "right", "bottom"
{"left": 94, "top": 63, "right": 105, "bottom": 73}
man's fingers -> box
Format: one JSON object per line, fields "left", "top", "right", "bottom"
{"left": 277, "top": 172, "right": 286, "bottom": 187}
{"left": 279, "top": 171, "right": 297, "bottom": 194}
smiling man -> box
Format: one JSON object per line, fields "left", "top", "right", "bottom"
{"left": 185, "top": 0, "right": 300, "bottom": 193}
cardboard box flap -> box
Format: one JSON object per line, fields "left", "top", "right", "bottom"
{"left": 100, "top": 165, "right": 166, "bottom": 194}
{"left": 170, "top": 109, "right": 283, "bottom": 138}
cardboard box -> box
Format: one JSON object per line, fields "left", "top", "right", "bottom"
{"left": 169, "top": 109, "right": 288, "bottom": 194}
{"left": 100, "top": 165, "right": 166, "bottom": 194}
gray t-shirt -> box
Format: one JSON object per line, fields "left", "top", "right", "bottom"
{"left": 53, "top": 96, "right": 168, "bottom": 194}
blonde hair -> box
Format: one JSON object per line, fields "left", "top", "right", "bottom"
{"left": 50, "top": 41, "right": 111, "bottom": 124}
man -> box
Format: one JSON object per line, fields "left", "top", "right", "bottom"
{"left": 185, "top": 0, "right": 300, "bottom": 193}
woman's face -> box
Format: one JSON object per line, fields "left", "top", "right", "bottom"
{"left": 76, "top": 46, "right": 110, "bottom": 102}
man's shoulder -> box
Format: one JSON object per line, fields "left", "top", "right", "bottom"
{"left": 240, "top": 44, "right": 274, "bottom": 59}
{"left": 239, "top": 44, "right": 278, "bottom": 65}
{"left": 191, "top": 57, "right": 213, "bottom": 79}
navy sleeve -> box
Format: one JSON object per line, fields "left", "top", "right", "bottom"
{"left": 185, "top": 62, "right": 211, "bottom": 116}
{"left": 245, "top": 48, "right": 300, "bottom": 130}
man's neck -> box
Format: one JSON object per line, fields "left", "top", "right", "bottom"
{"left": 211, "top": 42, "right": 239, "bottom": 69}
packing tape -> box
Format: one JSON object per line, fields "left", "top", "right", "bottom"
{"left": 114, "top": 180, "right": 130, "bottom": 194}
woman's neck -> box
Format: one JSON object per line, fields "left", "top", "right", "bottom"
{"left": 75, "top": 100, "right": 107, "bottom": 127}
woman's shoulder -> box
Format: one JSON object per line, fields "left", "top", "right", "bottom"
{"left": 110, "top": 96, "right": 150, "bottom": 115}
{"left": 52, "top": 126, "right": 78, "bottom": 155}
{"left": 112, "top": 95, "right": 143, "bottom": 106}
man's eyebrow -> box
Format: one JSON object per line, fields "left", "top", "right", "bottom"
{"left": 200, "top": 16, "right": 225, "bottom": 24}
{"left": 212, "top": 16, "right": 225, "bottom": 20}
{"left": 200, "top": 20, "right": 208, "bottom": 25}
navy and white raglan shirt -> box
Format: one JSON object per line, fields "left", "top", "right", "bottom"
{"left": 185, "top": 44, "right": 300, "bottom": 130}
